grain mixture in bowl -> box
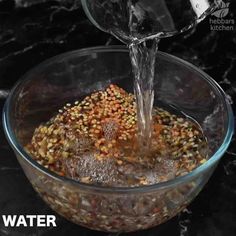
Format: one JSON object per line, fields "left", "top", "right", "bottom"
{"left": 26, "top": 84, "right": 208, "bottom": 187}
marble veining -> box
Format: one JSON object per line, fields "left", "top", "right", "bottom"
{"left": 0, "top": 0, "right": 235, "bottom": 235}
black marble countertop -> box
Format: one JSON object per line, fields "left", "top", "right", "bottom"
{"left": 0, "top": 0, "right": 236, "bottom": 235}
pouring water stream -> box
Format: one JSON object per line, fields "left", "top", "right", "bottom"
{"left": 82, "top": 0, "right": 220, "bottom": 152}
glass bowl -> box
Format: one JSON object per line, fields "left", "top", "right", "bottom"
{"left": 3, "top": 46, "right": 234, "bottom": 232}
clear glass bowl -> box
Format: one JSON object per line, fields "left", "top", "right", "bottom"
{"left": 3, "top": 46, "right": 234, "bottom": 232}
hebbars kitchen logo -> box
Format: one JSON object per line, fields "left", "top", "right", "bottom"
{"left": 209, "top": 0, "right": 235, "bottom": 31}
{"left": 212, "top": 0, "right": 230, "bottom": 18}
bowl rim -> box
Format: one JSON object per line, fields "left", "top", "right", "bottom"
{"left": 3, "top": 45, "right": 234, "bottom": 194}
